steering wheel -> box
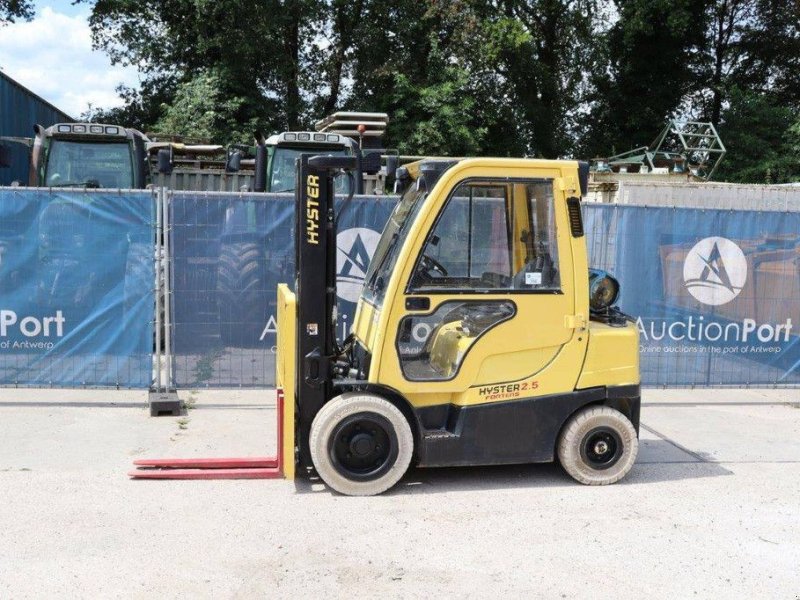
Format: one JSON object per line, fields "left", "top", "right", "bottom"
{"left": 419, "top": 254, "right": 448, "bottom": 278}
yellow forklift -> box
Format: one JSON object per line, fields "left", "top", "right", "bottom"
{"left": 276, "top": 154, "right": 640, "bottom": 495}
{"left": 132, "top": 154, "right": 640, "bottom": 494}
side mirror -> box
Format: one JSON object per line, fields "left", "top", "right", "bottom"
{"left": 157, "top": 148, "right": 173, "bottom": 175}
{"left": 361, "top": 152, "right": 381, "bottom": 175}
{"left": 0, "top": 145, "right": 10, "bottom": 168}
{"left": 254, "top": 144, "right": 267, "bottom": 192}
{"left": 394, "top": 166, "right": 410, "bottom": 194}
{"left": 226, "top": 150, "right": 242, "bottom": 173}
{"left": 385, "top": 155, "right": 398, "bottom": 186}
{"left": 578, "top": 161, "right": 590, "bottom": 197}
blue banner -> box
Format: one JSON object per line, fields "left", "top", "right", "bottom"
{"left": 584, "top": 204, "right": 800, "bottom": 386}
{"left": 5, "top": 188, "right": 794, "bottom": 389}
{"left": 0, "top": 188, "right": 155, "bottom": 387}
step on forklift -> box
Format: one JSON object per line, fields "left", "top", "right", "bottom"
{"left": 133, "top": 154, "right": 641, "bottom": 494}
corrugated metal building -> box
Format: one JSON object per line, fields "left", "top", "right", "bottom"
{"left": 0, "top": 71, "right": 72, "bottom": 185}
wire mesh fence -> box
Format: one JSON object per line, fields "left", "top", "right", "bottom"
{"left": 168, "top": 191, "right": 395, "bottom": 388}
{"left": 168, "top": 191, "right": 293, "bottom": 387}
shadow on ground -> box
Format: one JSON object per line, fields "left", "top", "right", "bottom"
{"left": 293, "top": 440, "right": 732, "bottom": 496}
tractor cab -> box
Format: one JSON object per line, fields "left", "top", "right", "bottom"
{"left": 35, "top": 123, "right": 148, "bottom": 189}
{"left": 262, "top": 131, "right": 359, "bottom": 194}
{"left": 253, "top": 112, "right": 390, "bottom": 195}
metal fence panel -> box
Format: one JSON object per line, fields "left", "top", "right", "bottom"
{"left": 584, "top": 204, "right": 800, "bottom": 386}
{"left": 169, "top": 192, "right": 395, "bottom": 388}
{"left": 0, "top": 188, "right": 156, "bottom": 387}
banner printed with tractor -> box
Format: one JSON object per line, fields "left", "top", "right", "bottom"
{"left": 583, "top": 204, "right": 800, "bottom": 386}
{"left": 169, "top": 192, "right": 395, "bottom": 388}
{"left": 0, "top": 188, "right": 155, "bottom": 387}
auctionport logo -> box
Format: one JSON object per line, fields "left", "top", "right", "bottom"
{"left": 337, "top": 227, "right": 380, "bottom": 303}
{"left": 683, "top": 237, "right": 747, "bottom": 306}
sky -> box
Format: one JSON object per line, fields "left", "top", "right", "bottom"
{"left": 0, "top": 1, "right": 140, "bottom": 118}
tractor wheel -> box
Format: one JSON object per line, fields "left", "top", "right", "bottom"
{"left": 310, "top": 393, "right": 414, "bottom": 496}
{"left": 557, "top": 405, "right": 638, "bottom": 485}
{"left": 216, "top": 241, "right": 268, "bottom": 347}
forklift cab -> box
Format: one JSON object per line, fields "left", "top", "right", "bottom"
{"left": 277, "top": 156, "right": 640, "bottom": 496}
{"left": 362, "top": 160, "right": 577, "bottom": 390}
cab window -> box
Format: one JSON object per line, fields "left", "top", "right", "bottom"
{"left": 408, "top": 179, "right": 560, "bottom": 292}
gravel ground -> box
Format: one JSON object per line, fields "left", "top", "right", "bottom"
{"left": 0, "top": 387, "right": 798, "bottom": 598}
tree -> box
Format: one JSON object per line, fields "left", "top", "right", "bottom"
{"left": 345, "top": 0, "right": 499, "bottom": 155}
{"left": 81, "top": 0, "right": 347, "bottom": 139}
{"left": 0, "top": 0, "right": 32, "bottom": 25}
{"left": 496, "top": 0, "right": 606, "bottom": 158}
{"left": 714, "top": 88, "right": 798, "bottom": 183}
{"left": 696, "top": 0, "right": 755, "bottom": 127}
{"left": 685, "top": 0, "right": 800, "bottom": 180}
{"left": 580, "top": 0, "right": 708, "bottom": 158}
{"left": 153, "top": 70, "right": 262, "bottom": 142}
{"left": 76, "top": 0, "right": 800, "bottom": 178}
{"left": 84, "top": 77, "right": 178, "bottom": 132}
{"left": 345, "top": 0, "right": 605, "bottom": 157}
{"left": 736, "top": 0, "right": 800, "bottom": 105}
{"left": 688, "top": 0, "right": 800, "bottom": 127}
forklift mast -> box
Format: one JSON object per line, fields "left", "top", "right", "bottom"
{"left": 294, "top": 153, "right": 357, "bottom": 467}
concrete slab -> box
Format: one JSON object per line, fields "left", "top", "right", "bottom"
{"left": 0, "top": 386, "right": 798, "bottom": 598}
{"left": 0, "top": 389, "right": 276, "bottom": 472}
{"left": 641, "top": 389, "right": 800, "bottom": 463}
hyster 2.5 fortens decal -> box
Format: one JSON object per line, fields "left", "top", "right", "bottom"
{"left": 478, "top": 380, "right": 539, "bottom": 401}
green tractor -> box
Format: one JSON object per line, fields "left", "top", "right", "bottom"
{"left": 28, "top": 122, "right": 148, "bottom": 189}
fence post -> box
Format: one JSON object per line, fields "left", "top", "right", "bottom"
{"left": 154, "top": 186, "right": 162, "bottom": 392}
{"left": 148, "top": 185, "right": 181, "bottom": 416}
{"left": 163, "top": 187, "right": 172, "bottom": 392}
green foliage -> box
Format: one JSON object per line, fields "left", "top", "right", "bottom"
{"left": 75, "top": 0, "right": 797, "bottom": 182}
{"left": 390, "top": 69, "right": 486, "bottom": 156}
{"left": 84, "top": 76, "right": 178, "bottom": 132}
{"left": 0, "top": 0, "right": 33, "bottom": 25}
{"left": 580, "top": 0, "right": 707, "bottom": 158}
{"left": 152, "top": 70, "right": 258, "bottom": 144}
{"left": 715, "top": 89, "right": 799, "bottom": 184}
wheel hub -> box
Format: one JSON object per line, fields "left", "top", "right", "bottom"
{"left": 580, "top": 426, "right": 623, "bottom": 470}
{"left": 350, "top": 433, "right": 375, "bottom": 457}
{"left": 329, "top": 412, "right": 399, "bottom": 482}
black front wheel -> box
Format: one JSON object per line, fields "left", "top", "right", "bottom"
{"left": 309, "top": 393, "right": 414, "bottom": 496}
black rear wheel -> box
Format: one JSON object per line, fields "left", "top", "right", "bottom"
{"left": 557, "top": 406, "right": 638, "bottom": 485}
